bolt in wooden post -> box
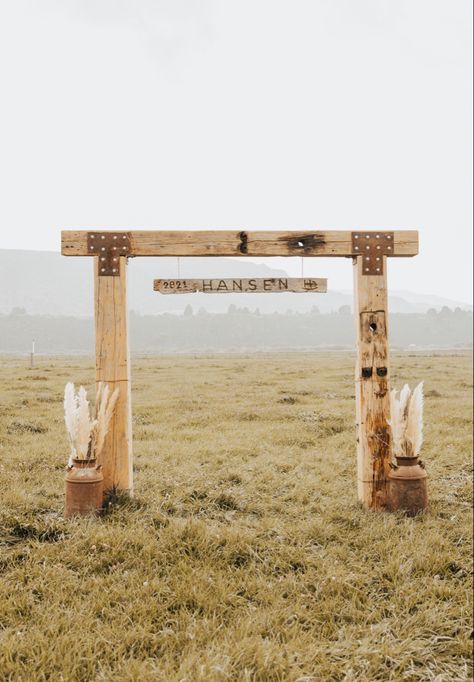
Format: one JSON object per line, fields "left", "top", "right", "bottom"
{"left": 94, "top": 256, "right": 133, "bottom": 493}
{"left": 353, "top": 255, "right": 391, "bottom": 509}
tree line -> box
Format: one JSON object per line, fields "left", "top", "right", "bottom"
{"left": 0, "top": 306, "right": 471, "bottom": 354}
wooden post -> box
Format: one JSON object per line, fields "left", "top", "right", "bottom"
{"left": 94, "top": 256, "right": 133, "bottom": 493}
{"left": 353, "top": 255, "right": 391, "bottom": 509}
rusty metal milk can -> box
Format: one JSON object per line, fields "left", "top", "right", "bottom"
{"left": 65, "top": 459, "right": 104, "bottom": 518}
{"left": 388, "top": 456, "right": 428, "bottom": 516}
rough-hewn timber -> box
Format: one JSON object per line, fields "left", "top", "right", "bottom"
{"left": 353, "top": 255, "right": 391, "bottom": 509}
{"left": 94, "top": 257, "right": 133, "bottom": 493}
{"left": 62, "top": 230, "right": 419, "bottom": 258}
{"left": 61, "top": 228, "right": 419, "bottom": 509}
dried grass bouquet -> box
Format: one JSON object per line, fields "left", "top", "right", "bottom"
{"left": 64, "top": 382, "right": 119, "bottom": 465}
{"left": 389, "top": 382, "right": 424, "bottom": 458}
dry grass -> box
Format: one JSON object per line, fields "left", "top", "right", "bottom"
{"left": 0, "top": 352, "right": 472, "bottom": 681}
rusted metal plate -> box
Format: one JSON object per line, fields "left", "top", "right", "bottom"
{"left": 351, "top": 231, "right": 394, "bottom": 275}
{"left": 87, "top": 232, "right": 132, "bottom": 276}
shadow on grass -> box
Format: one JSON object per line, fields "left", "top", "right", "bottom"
{"left": 101, "top": 487, "right": 147, "bottom": 518}
{"left": 2, "top": 518, "right": 68, "bottom": 545}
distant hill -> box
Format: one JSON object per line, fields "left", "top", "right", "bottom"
{"left": 0, "top": 249, "right": 472, "bottom": 316}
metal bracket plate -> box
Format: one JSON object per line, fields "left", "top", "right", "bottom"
{"left": 87, "top": 232, "right": 132, "bottom": 276}
{"left": 351, "top": 231, "right": 394, "bottom": 275}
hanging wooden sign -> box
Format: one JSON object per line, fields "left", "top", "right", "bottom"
{"left": 153, "top": 277, "right": 327, "bottom": 294}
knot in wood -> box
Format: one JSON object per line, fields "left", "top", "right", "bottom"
{"left": 287, "top": 234, "right": 326, "bottom": 253}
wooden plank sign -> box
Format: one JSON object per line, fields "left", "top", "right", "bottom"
{"left": 153, "top": 277, "right": 327, "bottom": 294}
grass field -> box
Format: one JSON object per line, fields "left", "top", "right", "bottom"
{"left": 0, "top": 352, "right": 472, "bottom": 681}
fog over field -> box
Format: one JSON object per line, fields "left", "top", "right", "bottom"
{"left": 1, "top": 249, "right": 472, "bottom": 353}
{"left": 0, "top": 249, "right": 472, "bottom": 316}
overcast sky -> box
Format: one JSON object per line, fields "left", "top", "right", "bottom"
{"left": 0, "top": 1, "right": 472, "bottom": 301}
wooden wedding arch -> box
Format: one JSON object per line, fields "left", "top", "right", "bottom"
{"left": 61, "top": 230, "right": 419, "bottom": 510}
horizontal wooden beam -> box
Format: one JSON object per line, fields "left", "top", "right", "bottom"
{"left": 154, "top": 277, "right": 327, "bottom": 294}
{"left": 62, "top": 230, "right": 418, "bottom": 258}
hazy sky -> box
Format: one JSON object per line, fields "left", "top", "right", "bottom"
{"left": 0, "top": 1, "right": 472, "bottom": 301}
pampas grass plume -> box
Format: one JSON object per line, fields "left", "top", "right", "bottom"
{"left": 63, "top": 382, "right": 119, "bottom": 463}
{"left": 406, "top": 382, "right": 424, "bottom": 456}
{"left": 76, "top": 386, "right": 92, "bottom": 458}
{"left": 64, "top": 382, "right": 77, "bottom": 460}
{"left": 389, "top": 382, "right": 424, "bottom": 457}
{"left": 94, "top": 383, "right": 119, "bottom": 459}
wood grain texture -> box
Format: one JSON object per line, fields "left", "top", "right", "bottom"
{"left": 62, "top": 230, "right": 418, "bottom": 258}
{"left": 353, "top": 255, "right": 392, "bottom": 510}
{"left": 153, "top": 277, "right": 327, "bottom": 294}
{"left": 94, "top": 257, "right": 133, "bottom": 493}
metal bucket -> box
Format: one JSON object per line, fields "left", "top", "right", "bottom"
{"left": 388, "top": 456, "right": 428, "bottom": 516}
{"left": 65, "top": 458, "right": 104, "bottom": 518}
